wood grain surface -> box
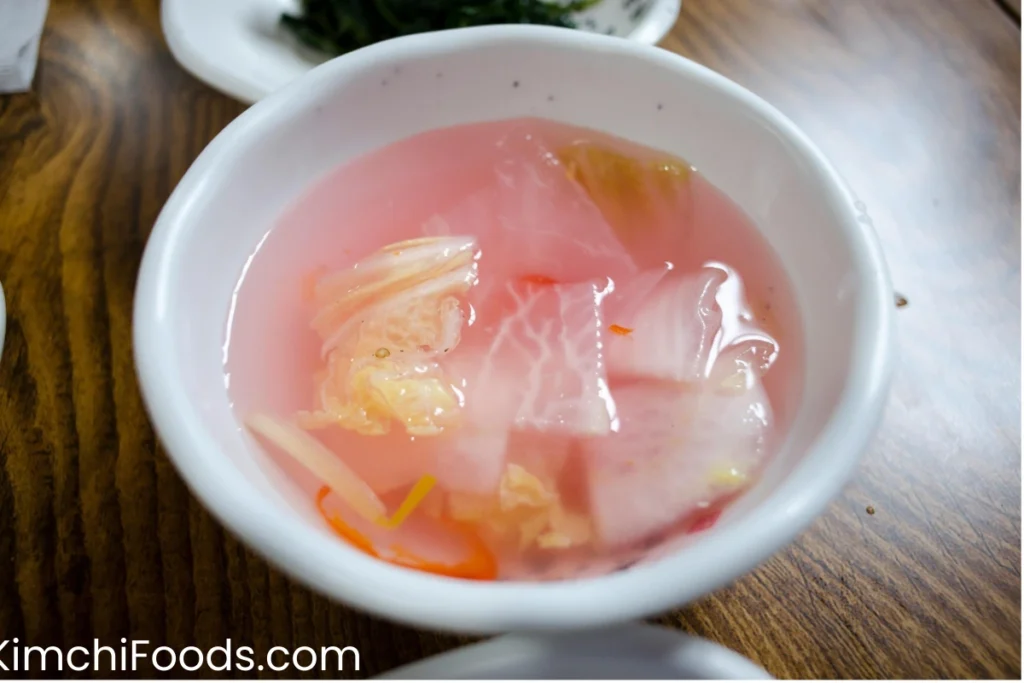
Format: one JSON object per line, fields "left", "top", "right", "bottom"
{"left": 0, "top": 0, "right": 1019, "bottom": 678}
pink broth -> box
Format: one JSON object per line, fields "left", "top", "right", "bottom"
{"left": 223, "top": 117, "right": 804, "bottom": 581}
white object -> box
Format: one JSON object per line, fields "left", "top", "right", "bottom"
{"left": 160, "top": 0, "right": 682, "bottom": 104}
{"left": 0, "top": 0, "right": 48, "bottom": 93}
{"left": 133, "top": 25, "right": 896, "bottom": 635}
{"left": 377, "top": 624, "right": 773, "bottom": 679}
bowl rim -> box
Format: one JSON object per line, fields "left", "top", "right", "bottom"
{"left": 133, "top": 24, "right": 896, "bottom": 634}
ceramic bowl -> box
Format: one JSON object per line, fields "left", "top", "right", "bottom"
{"left": 133, "top": 25, "right": 895, "bottom": 634}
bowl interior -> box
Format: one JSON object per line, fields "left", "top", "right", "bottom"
{"left": 136, "top": 26, "right": 892, "bottom": 632}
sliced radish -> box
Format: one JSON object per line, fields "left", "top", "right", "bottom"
{"left": 603, "top": 267, "right": 725, "bottom": 384}
{"left": 579, "top": 378, "right": 772, "bottom": 549}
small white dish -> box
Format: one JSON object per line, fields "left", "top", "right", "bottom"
{"left": 0, "top": 0, "right": 50, "bottom": 94}
{"left": 377, "top": 623, "right": 773, "bottom": 679}
{"left": 160, "top": 0, "right": 682, "bottom": 104}
{"left": 133, "top": 25, "right": 895, "bottom": 635}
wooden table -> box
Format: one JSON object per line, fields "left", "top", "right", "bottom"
{"left": 0, "top": 0, "right": 1019, "bottom": 678}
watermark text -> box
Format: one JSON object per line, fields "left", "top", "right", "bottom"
{"left": 0, "top": 639, "right": 359, "bottom": 673}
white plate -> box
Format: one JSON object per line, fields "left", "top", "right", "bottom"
{"left": 376, "top": 623, "right": 773, "bottom": 679}
{"left": 160, "top": 0, "right": 681, "bottom": 104}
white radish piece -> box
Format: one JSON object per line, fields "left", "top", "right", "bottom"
{"left": 603, "top": 267, "right": 726, "bottom": 384}
{"left": 580, "top": 378, "right": 773, "bottom": 549}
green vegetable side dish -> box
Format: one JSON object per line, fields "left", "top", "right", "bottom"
{"left": 281, "top": 0, "right": 602, "bottom": 56}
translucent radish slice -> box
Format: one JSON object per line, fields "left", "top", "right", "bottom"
{"left": 468, "top": 279, "right": 616, "bottom": 437}
{"left": 603, "top": 267, "right": 726, "bottom": 384}
{"left": 580, "top": 378, "right": 773, "bottom": 549}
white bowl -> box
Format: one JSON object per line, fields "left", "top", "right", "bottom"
{"left": 161, "top": 0, "right": 682, "bottom": 104}
{"left": 133, "top": 25, "right": 896, "bottom": 634}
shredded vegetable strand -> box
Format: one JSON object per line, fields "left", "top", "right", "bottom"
{"left": 315, "top": 486, "right": 498, "bottom": 580}
{"left": 246, "top": 413, "right": 386, "bottom": 523}
{"left": 380, "top": 474, "right": 438, "bottom": 529}
{"left": 316, "top": 486, "right": 378, "bottom": 554}
{"left": 249, "top": 412, "right": 445, "bottom": 530}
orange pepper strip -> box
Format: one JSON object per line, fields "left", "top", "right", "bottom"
{"left": 316, "top": 486, "right": 498, "bottom": 581}
{"left": 609, "top": 324, "right": 634, "bottom": 336}
{"left": 519, "top": 274, "right": 558, "bottom": 286}
{"left": 318, "top": 487, "right": 378, "bottom": 554}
